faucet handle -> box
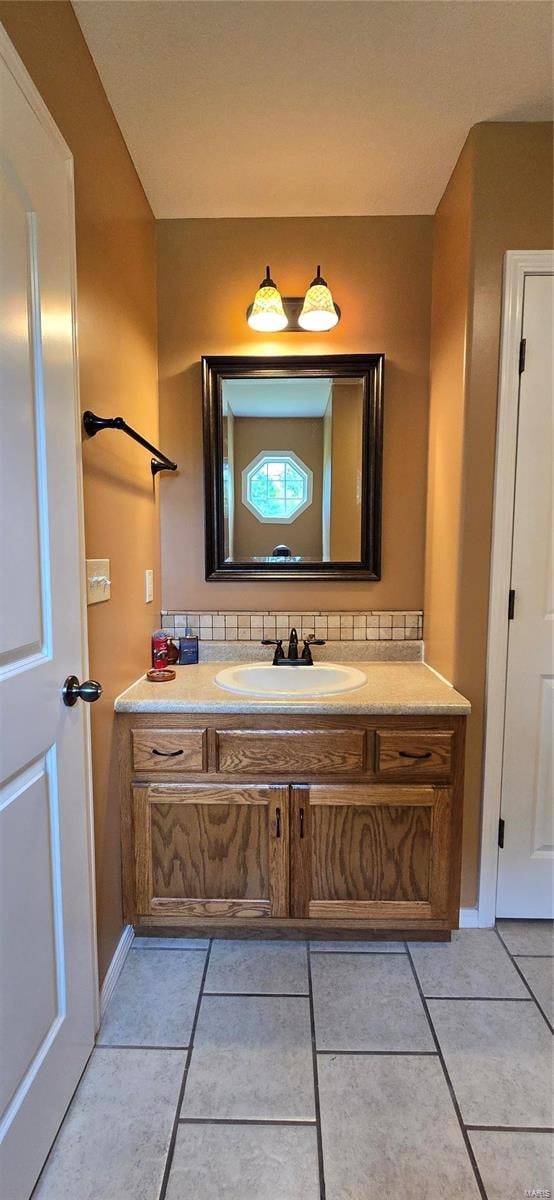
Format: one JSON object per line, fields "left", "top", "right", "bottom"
{"left": 301, "top": 635, "right": 326, "bottom": 664}
{"left": 262, "top": 638, "right": 285, "bottom": 665}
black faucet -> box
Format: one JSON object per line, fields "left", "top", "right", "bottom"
{"left": 288, "top": 627, "right": 299, "bottom": 660}
{"left": 262, "top": 628, "right": 325, "bottom": 666}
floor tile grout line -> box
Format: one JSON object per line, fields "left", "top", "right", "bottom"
{"left": 137, "top": 944, "right": 408, "bottom": 955}
{"left": 405, "top": 944, "right": 489, "bottom": 1200}
{"left": 307, "top": 944, "right": 327, "bottom": 1200}
{"left": 494, "top": 927, "right": 554, "bottom": 1034}
{"left": 512, "top": 953, "right": 554, "bottom": 959}
{"left": 203, "top": 991, "right": 310, "bottom": 997}
{"left": 464, "top": 1124, "right": 554, "bottom": 1133}
{"left": 132, "top": 946, "right": 210, "bottom": 952}
{"left": 421, "top": 996, "right": 534, "bottom": 1002}
{"left": 157, "top": 939, "right": 213, "bottom": 1200}
{"left": 177, "top": 1117, "right": 318, "bottom": 1127}
{"left": 309, "top": 949, "right": 406, "bottom": 955}
{"left": 96, "top": 1044, "right": 189, "bottom": 1051}
{"left": 316, "top": 1049, "right": 439, "bottom": 1056}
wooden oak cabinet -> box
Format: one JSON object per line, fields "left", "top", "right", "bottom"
{"left": 290, "top": 784, "right": 452, "bottom": 923}
{"left": 117, "top": 712, "right": 466, "bottom": 940}
{"left": 132, "top": 782, "right": 288, "bottom": 919}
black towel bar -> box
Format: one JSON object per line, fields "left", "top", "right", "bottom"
{"left": 83, "top": 411, "right": 178, "bottom": 476}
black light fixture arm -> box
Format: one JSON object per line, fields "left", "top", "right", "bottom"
{"left": 82, "top": 411, "right": 178, "bottom": 476}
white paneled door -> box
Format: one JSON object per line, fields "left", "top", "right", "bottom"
{"left": 0, "top": 33, "right": 97, "bottom": 1200}
{"left": 496, "top": 271, "right": 554, "bottom": 918}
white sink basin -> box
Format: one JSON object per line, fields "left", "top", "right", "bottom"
{"left": 214, "top": 662, "right": 367, "bottom": 699}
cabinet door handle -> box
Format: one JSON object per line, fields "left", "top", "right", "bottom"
{"left": 275, "top": 807, "right": 281, "bottom": 838}
{"left": 152, "top": 748, "right": 184, "bottom": 757}
{"left": 299, "top": 807, "right": 305, "bottom": 838}
{"left": 398, "top": 750, "right": 432, "bottom": 760}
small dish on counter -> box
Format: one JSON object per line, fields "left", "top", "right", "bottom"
{"left": 146, "top": 668, "right": 176, "bottom": 683}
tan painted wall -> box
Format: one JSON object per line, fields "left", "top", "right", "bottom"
{"left": 157, "top": 216, "right": 433, "bottom": 609}
{"left": 425, "top": 122, "right": 553, "bottom": 906}
{"left": 233, "top": 418, "right": 323, "bottom": 560}
{"left": 1, "top": 2, "right": 160, "bottom": 981}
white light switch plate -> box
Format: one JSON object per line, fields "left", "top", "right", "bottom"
{"left": 145, "top": 569, "right": 154, "bottom": 603}
{"left": 87, "top": 558, "right": 111, "bottom": 605}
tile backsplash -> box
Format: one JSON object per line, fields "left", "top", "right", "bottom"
{"left": 161, "top": 610, "right": 423, "bottom": 642}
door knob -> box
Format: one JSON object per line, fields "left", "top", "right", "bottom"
{"left": 62, "top": 675, "right": 103, "bottom": 707}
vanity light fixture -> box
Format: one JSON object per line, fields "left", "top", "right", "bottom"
{"left": 246, "top": 265, "right": 341, "bottom": 333}
{"left": 298, "top": 266, "right": 340, "bottom": 331}
{"left": 246, "top": 266, "right": 288, "bottom": 332}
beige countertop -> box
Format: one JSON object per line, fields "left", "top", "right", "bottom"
{"left": 114, "top": 661, "right": 471, "bottom": 716}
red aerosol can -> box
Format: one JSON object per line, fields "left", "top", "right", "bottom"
{"left": 151, "top": 630, "right": 170, "bottom": 669}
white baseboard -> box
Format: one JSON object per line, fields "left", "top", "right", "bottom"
{"left": 98, "top": 924, "right": 134, "bottom": 1025}
{"left": 459, "top": 907, "right": 480, "bottom": 928}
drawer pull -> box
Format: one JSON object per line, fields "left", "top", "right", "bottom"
{"left": 152, "top": 748, "right": 184, "bottom": 758}
{"left": 275, "top": 807, "right": 281, "bottom": 838}
{"left": 398, "top": 750, "right": 432, "bottom": 761}
{"left": 299, "top": 807, "right": 305, "bottom": 838}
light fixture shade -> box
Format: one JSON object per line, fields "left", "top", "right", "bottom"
{"left": 298, "top": 266, "right": 339, "bottom": 331}
{"left": 247, "top": 267, "right": 288, "bottom": 332}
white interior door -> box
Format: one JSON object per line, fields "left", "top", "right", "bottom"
{"left": 0, "top": 33, "right": 98, "bottom": 1200}
{"left": 496, "top": 271, "right": 554, "bottom": 918}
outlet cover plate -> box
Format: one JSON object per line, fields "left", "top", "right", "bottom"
{"left": 145, "top": 569, "right": 154, "bottom": 603}
{"left": 87, "top": 559, "right": 111, "bottom": 605}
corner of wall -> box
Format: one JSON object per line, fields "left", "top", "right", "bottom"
{"left": 423, "top": 131, "right": 475, "bottom": 685}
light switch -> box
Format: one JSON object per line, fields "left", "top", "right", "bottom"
{"left": 145, "top": 568, "right": 154, "bottom": 603}
{"left": 87, "top": 559, "right": 111, "bottom": 605}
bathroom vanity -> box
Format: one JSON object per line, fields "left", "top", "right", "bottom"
{"left": 115, "top": 662, "right": 470, "bottom": 941}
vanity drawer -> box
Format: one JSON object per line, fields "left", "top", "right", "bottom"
{"left": 375, "top": 730, "right": 453, "bottom": 780}
{"left": 216, "top": 728, "right": 367, "bottom": 776}
{"left": 132, "top": 728, "right": 206, "bottom": 773}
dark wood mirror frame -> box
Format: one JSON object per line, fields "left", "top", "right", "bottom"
{"left": 202, "top": 354, "right": 384, "bottom": 581}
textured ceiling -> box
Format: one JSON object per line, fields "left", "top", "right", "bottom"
{"left": 73, "top": 0, "right": 553, "bottom": 217}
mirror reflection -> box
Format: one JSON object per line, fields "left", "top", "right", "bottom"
{"left": 221, "top": 377, "right": 364, "bottom": 563}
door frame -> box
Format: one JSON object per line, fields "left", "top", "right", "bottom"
{"left": 478, "top": 250, "right": 554, "bottom": 927}
{"left": 1, "top": 26, "right": 99, "bottom": 1020}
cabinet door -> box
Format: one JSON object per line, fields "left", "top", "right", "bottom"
{"left": 290, "top": 784, "right": 453, "bottom": 922}
{"left": 133, "top": 783, "right": 288, "bottom": 918}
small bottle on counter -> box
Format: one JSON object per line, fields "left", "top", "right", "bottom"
{"left": 179, "top": 626, "right": 199, "bottom": 665}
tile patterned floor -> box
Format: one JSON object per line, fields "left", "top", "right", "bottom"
{"left": 32, "top": 925, "right": 554, "bottom": 1200}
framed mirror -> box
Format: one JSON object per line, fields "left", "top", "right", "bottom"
{"left": 202, "top": 354, "right": 384, "bottom": 581}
